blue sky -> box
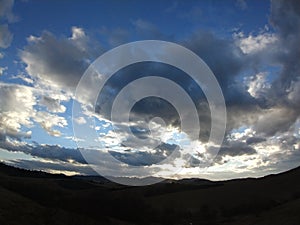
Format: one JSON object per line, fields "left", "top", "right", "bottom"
{"left": 0, "top": 0, "right": 299, "bottom": 181}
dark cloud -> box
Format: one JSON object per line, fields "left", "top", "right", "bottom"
{"left": 8, "top": 159, "right": 96, "bottom": 175}
{"left": 110, "top": 142, "right": 178, "bottom": 166}
{"left": 0, "top": 141, "right": 86, "bottom": 164}
{"left": 182, "top": 30, "right": 245, "bottom": 88}
{"left": 246, "top": 136, "right": 266, "bottom": 145}
{"left": 93, "top": 30, "right": 260, "bottom": 143}
{"left": 218, "top": 141, "right": 256, "bottom": 157}
{"left": 248, "top": 0, "right": 300, "bottom": 137}
{"left": 95, "top": 61, "right": 211, "bottom": 141}
{"left": 214, "top": 141, "right": 257, "bottom": 164}
{"left": 254, "top": 108, "right": 298, "bottom": 136}
{"left": 269, "top": 0, "right": 300, "bottom": 98}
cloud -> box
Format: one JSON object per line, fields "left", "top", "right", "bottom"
{"left": 0, "top": 83, "right": 70, "bottom": 139}
{"left": 39, "top": 96, "right": 66, "bottom": 113}
{"left": 0, "top": 84, "right": 36, "bottom": 139}
{"left": 269, "top": 0, "right": 300, "bottom": 95}
{"left": 246, "top": 136, "right": 266, "bottom": 145}
{"left": 0, "top": 24, "right": 13, "bottom": 48}
{"left": 234, "top": 32, "right": 278, "bottom": 54}
{"left": 217, "top": 141, "right": 257, "bottom": 158}
{"left": 0, "top": 140, "right": 86, "bottom": 165}
{"left": 74, "top": 116, "right": 87, "bottom": 125}
{"left": 0, "top": 66, "right": 7, "bottom": 75}
{"left": 6, "top": 0, "right": 299, "bottom": 179}
{"left": 110, "top": 142, "right": 177, "bottom": 166}
{"left": 7, "top": 158, "right": 95, "bottom": 176}
{"left": 34, "top": 111, "right": 68, "bottom": 137}
{"left": 287, "top": 80, "right": 300, "bottom": 107}
{"left": 0, "top": 0, "right": 17, "bottom": 23}
{"left": 0, "top": 0, "right": 17, "bottom": 49}
{"left": 254, "top": 107, "right": 298, "bottom": 137}
{"left": 244, "top": 72, "right": 270, "bottom": 98}
{"left": 20, "top": 27, "right": 102, "bottom": 91}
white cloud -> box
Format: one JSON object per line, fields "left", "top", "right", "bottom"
{"left": 10, "top": 73, "right": 34, "bottom": 84}
{"left": 0, "top": 84, "right": 36, "bottom": 138}
{"left": 244, "top": 72, "right": 270, "bottom": 98}
{"left": 0, "top": 66, "right": 7, "bottom": 75}
{"left": 34, "top": 111, "right": 68, "bottom": 137}
{"left": 0, "top": 82, "right": 71, "bottom": 139}
{"left": 235, "top": 32, "right": 278, "bottom": 54}
{"left": 70, "top": 26, "right": 85, "bottom": 41}
{"left": 74, "top": 116, "right": 86, "bottom": 125}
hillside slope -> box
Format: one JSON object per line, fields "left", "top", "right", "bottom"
{"left": 0, "top": 163, "right": 300, "bottom": 225}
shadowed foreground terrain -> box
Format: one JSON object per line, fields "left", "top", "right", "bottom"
{"left": 0, "top": 162, "right": 300, "bottom": 225}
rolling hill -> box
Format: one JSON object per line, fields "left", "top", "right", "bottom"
{"left": 0, "top": 162, "right": 300, "bottom": 225}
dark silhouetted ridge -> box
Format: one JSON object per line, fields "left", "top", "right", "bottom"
{"left": 0, "top": 162, "right": 300, "bottom": 225}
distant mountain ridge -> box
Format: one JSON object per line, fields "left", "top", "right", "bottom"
{"left": 1, "top": 162, "right": 300, "bottom": 225}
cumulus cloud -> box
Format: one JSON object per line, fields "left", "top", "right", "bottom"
{"left": 244, "top": 72, "right": 270, "bottom": 98}
{"left": 0, "top": 84, "right": 36, "bottom": 139}
{"left": 0, "top": 82, "right": 70, "bottom": 139}
{"left": 34, "top": 111, "right": 68, "bottom": 137}
{"left": 20, "top": 27, "right": 102, "bottom": 91}
{"left": 235, "top": 32, "right": 278, "bottom": 54}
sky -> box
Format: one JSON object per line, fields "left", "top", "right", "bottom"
{"left": 0, "top": 0, "right": 299, "bottom": 181}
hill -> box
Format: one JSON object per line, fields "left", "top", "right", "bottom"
{"left": 0, "top": 162, "right": 300, "bottom": 225}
